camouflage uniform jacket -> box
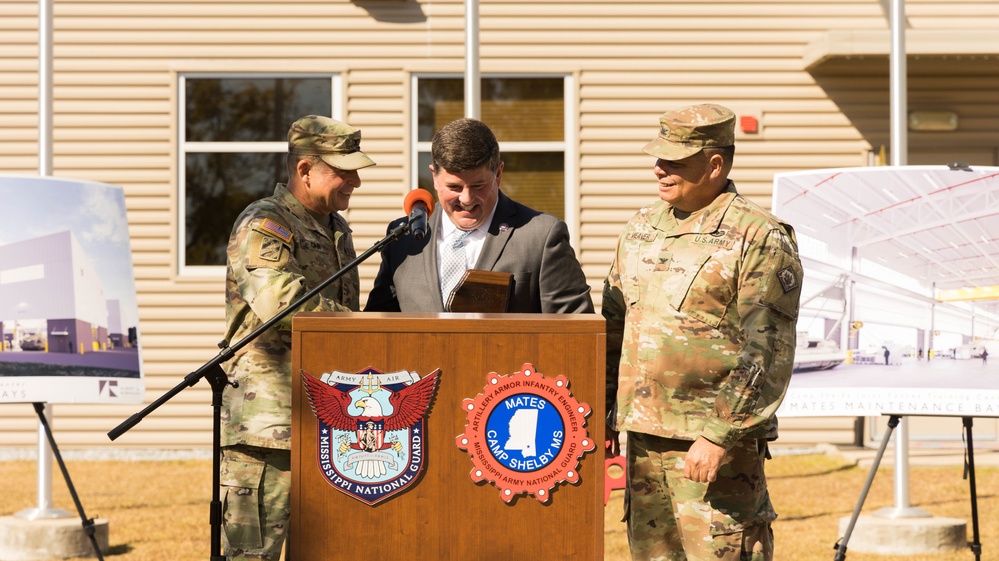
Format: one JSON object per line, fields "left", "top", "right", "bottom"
{"left": 603, "top": 181, "right": 802, "bottom": 448}
{"left": 222, "top": 183, "right": 360, "bottom": 450}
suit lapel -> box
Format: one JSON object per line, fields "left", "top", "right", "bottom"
{"left": 475, "top": 192, "right": 516, "bottom": 271}
{"left": 426, "top": 207, "right": 446, "bottom": 310}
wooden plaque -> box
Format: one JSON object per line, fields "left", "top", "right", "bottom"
{"left": 446, "top": 269, "right": 513, "bottom": 313}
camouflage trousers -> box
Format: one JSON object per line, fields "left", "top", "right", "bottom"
{"left": 624, "top": 432, "right": 776, "bottom": 561}
{"left": 220, "top": 445, "right": 291, "bottom": 561}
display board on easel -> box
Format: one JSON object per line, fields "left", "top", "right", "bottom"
{"left": 772, "top": 166, "right": 999, "bottom": 420}
{"left": 772, "top": 166, "right": 998, "bottom": 560}
{"left": 0, "top": 175, "right": 144, "bottom": 405}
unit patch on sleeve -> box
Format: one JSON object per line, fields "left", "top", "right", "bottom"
{"left": 777, "top": 265, "right": 799, "bottom": 293}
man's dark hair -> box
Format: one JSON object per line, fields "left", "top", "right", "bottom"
{"left": 702, "top": 145, "right": 735, "bottom": 176}
{"left": 287, "top": 152, "right": 321, "bottom": 175}
{"left": 431, "top": 118, "right": 501, "bottom": 174}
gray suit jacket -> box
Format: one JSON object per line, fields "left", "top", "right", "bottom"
{"left": 365, "top": 191, "right": 594, "bottom": 313}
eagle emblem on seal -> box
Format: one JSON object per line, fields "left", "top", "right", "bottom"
{"left": 302, "top": 367, "right": 441, "bottom": 504}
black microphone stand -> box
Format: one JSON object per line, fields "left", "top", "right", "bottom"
{"left": 107, "top": 216, "right": 415, "bottom": 561}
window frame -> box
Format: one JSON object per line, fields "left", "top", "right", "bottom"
{"left": 409, "top": 73, "right": 579, "bottom": 248}
{"left": 176, "top": 72, "right": 344, "bottom": 277}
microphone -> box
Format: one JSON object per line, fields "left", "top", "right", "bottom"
{"left": 403, "top": 189, "right": 434, "bottom": 240}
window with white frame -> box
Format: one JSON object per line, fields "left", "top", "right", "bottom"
{"left": 412, "top": 75, "right": 572, "bottom": 221}
{"left": 178, "top": 74, "right": 341, "bottom": 272}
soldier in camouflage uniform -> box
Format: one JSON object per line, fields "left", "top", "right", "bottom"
{"left": 221, "top": 115, "right": 375, "bottom": 560}
{"left": 603, "top": 104, "right": 803, "bottom": 561}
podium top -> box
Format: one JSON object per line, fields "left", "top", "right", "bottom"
{"left": 292, "top": 312, "right": 605, "bottom": 334}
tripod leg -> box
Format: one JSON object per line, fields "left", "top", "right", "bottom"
{"left": 833, "top": 414, "right": 900, "bottom": 561}
{"left": 963, "top": 417, "right": 981, "bottom": 561}
{"left": 32, "top": 403, "right": 105, "bottom": 561}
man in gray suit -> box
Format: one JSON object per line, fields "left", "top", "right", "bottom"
{"left": 366, "top": 118, "right": 593, "bottom": 314}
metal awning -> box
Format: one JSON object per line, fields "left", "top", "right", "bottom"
{"left": 773, "top": 165, "right": 999, "bottom": 321}
{"left": 803, "top": 30, "right": 999, "bottom": 72}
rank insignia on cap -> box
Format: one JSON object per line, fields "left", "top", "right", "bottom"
{"left": 777, "top": 266, "right": 799, "bottom": 293}
{"left": 260, "top": 218, "right": 293, "bottom": 244}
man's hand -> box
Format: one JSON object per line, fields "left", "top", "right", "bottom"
{"left": 683, "top": 437, "right": 727, "bottom": 483}
{"left": 605, "top": 426, "right": 621, "bottom": 458}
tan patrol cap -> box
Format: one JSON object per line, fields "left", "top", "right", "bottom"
{"left": 642, "top": 103, "right": 735, "bottom": 161}
{"left": 288, "top": 115, "right": 376, "bottom": 171}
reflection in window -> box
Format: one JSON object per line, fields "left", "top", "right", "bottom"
{"left": 417, "top": 151, "right": 564, "bottom": 219}
{"left": 184, "top": 153, "right": 284, "bottom": 266}
{"left": 185, "top": 78, "right": 332, "bottom": 143}
{"left": 415, "top": 76, "right": 566, "bottom": 219}
{"left": 500, "top": 152, "right": 564, "bottom": 219}
{"left": 417, "top": 78, "right": 564, "bottom": 143}
{"left": 180, "top": 76, "right": 335, "bottom": 268}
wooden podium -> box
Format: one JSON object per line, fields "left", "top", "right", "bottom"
{"left": 290, "top": 312, "right": 606, "bottom": 561}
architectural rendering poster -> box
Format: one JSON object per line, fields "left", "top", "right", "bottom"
{"left": 772, "top": 167, "right": 999, "bottom": 418}
{"left": 0, "top": 175, "right": 144, "bottom": 404}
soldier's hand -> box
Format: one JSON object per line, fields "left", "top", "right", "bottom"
{"left": 684, "top": 437, "right": 726, "bottom": 483}
{"left": 605, "top": 426, "right": 621, "bottom": 458}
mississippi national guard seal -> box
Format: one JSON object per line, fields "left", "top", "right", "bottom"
{"left": 456, "top": 363, "right": 596, "bottom": 504}
{"left": 302, "top": 367, "right": 441, "bottom": 505}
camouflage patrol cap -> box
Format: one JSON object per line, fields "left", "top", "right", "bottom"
{"left": 642, "top": 103, "right": 735, "bottom": 161}
{"left": 288, "top": 115, "right": 375, "bottom": 171}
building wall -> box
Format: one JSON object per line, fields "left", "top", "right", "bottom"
{"left": 107, "top": 299, "right": 122, "bottom": 336}
{"left": 0, "top": 231, "right": 78, "bottom": 321}
{"left": 68, "top": 229, "right": 109, "bottom": 330}
{"left": 46, "top": 317, "right": 92, "bottom": 354}
{"left": 0, "top": 230, "right": 107, "bottom": 331}
{"left": 1, "top": 0, "right": 998, "bottom": 447}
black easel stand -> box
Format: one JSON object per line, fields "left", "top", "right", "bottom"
{"left": 33, "top": 402, "right": 105, "bottom": 561}
{"left": 833, "top": 415, "right": 983, "bottom": 561}
{"left": 963, "top": 417, "right": 982, "bottom": 561}
{"left": 833, "top": 414, "right": 900, "bottom": 561}
{"left": 107, "top": 217, "right": 415, "bottom": 561}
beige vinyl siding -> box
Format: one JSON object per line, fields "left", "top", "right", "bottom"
{"left": 0, "top": 2, "right": 40, "bottom": 174}
{"left": 2, "top": 0, "right": 999, "bottom": 449}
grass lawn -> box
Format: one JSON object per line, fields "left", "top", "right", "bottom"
{"left": 2, "top": 452, "right": 995, "bottom": 560}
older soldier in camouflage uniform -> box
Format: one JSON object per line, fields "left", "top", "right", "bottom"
{"left": 221, "top": 115, "right": 374, "bottom": 560}
{"left": 604, "top": 104, "right": 802, "bottom": 561}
